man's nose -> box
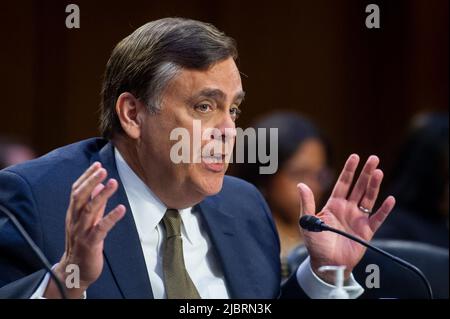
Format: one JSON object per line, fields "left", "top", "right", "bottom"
{"left": 216, "top": 112, "right": 237, "bottom": 141}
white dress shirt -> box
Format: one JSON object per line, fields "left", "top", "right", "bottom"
{"left": 31, "top": 147, "right": 364, "bottom": 299}
{"left": 114, "top": 148, "right": 230, "bottom": 298}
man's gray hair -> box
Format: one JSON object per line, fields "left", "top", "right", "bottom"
{"left": 99, "top": 17, "right": 238, "bottom": 138}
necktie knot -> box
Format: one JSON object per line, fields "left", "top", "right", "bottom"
{"left": 163, "top": 209, "right": 182, "bottom": 238}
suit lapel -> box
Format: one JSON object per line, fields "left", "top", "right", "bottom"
{"left": 94, "top": 142, "right": 153, "bottom": 298}
{"left": 92, "top": 141, "right": 259, "bottom": 298}
{"left": 197, "top": 198, "right": 258, "bottom": 298}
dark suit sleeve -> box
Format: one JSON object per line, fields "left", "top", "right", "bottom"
{"left": 251, "top": 185, "right": 309, "bottom": 299}
{"left": 280, "top": 273, "right": 309, "bottom": 298}
{"left": 0, "top": 170, "right": 48, "bottom": 298}
{"left": 0, "top": 270, "right": 47, "bottom": 299}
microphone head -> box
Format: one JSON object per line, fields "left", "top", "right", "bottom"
{"left": 299, "top": 215, "right": 325, "bottom": 232}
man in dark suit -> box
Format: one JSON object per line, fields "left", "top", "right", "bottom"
{"left": 0, "top": 18, "right": 395, "bottom": 299}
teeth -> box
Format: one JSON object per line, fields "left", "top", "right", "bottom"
{"left": 203, "top": 155, "right": 223, "bottom": 163}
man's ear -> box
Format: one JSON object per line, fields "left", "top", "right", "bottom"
{"left": 115, "top": 92, "right": 144, "bottom": 139}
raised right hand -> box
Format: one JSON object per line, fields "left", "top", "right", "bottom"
{"left": 44, "top": 162, "right": 126, "bottom": 298}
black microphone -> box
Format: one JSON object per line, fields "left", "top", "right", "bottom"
{"left": 299, "top": 215, "right": 434, "bottom": 299}
{"left": 0, "top": 204, "right": 67, "bottom": 299}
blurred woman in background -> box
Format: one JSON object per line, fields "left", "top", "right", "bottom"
{"left": 233, "top": 112, "right": 333, "bottom": 277}
{"left": 376, "top": 112, "right": 449, "bottom": 248}
{"left": 0, "top": 136, "right": 36, "bottom": 170}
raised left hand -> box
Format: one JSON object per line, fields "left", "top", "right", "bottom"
{"left": 298, "top": 154, "right": 396, "bottom": 283}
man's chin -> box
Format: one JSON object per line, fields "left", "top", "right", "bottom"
{"left": 195, "top": 174, "right": 225, "bottom": 197}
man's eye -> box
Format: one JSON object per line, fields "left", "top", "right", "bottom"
{"left": 230, "top": 107, "right": 242, "bottom": 121}
{"left": 195, "top": 104, "right": 212, "bottom": 113}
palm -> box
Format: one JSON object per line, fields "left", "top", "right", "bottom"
{"left": 299, "top": 154, "right": 396, "bottom": 276}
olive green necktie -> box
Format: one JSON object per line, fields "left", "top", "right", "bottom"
{"left": 161, "top": 209, "right": 201, "bottom": 299}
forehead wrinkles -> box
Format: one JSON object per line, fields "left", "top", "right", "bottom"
{"left": 161, "top": 60, "right": 242, "bottom": 106}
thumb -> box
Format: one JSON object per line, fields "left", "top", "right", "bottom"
{"left": 297, "top": 183, "right": 316, "bottom": 217}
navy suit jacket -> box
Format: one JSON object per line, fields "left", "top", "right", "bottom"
{"left": 0, "top": 138, "right": 306, "bottom": 298}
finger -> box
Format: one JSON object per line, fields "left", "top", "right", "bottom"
{"left": 369, "top": 196, "right": 395, "bottom": 233}
{"left": 330, "top": 154, "right": 360, "bottom": 199}
{"left": 297, "top": 183, "right": 316, "bottom": 216}
{"left": 80, "top": 179, "right": 119, "bottom": 228}
{"left": 91, "top": 183, "right": 105, "bottom": 199}
{"left": 72, "top": 162, "right": 101, "bottom": 190}
{"left": 358, "top": 169, "right": 384, "bottom": 211}
{"left": 348, "top": 155, "right": 379, "bottom": 203}
{"left": 72, "top": 168, "right": 107, "bottom": 211}
{"left": 89, "top": 179, "right": 119, "bottom": 215}
{"left": 91, "top": 205, "right": 126, "bottom": 242}
{"left": 90, "top": 183, "right": 106, "bottom": 223}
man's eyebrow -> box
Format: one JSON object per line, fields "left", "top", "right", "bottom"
{"left": 189, "top": 88, "right": 246, "bottom": 103}
{"left": 234, "top": 91, "right": 246, "bottom": 103}
{"left": 190, "top": 88, "right": 226, "bottom": 103}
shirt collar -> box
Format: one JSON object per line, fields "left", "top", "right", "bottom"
{"left": 114, "top": 147, "right": 196, "bottom": 245}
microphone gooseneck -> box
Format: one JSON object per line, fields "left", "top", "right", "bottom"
{"left": 0, "top": 204, "right": 67, "bottom": 299}
{"left": 299, "top": 215, "right": 434, "bottom": 299}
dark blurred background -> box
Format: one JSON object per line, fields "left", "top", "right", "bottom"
{"left": 0, "top": 0, "right": 448, "bottom": 176}
{"left": 0, "top": 0, "right": 448, "bottom": 298}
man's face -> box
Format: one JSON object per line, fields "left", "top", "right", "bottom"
{"left": 137, "top": 57, "right": 244, "bottom": 207}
